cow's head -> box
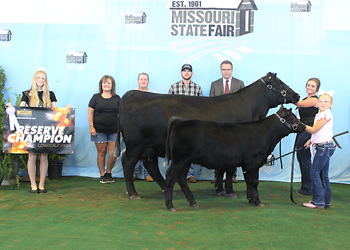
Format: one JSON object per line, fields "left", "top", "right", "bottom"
{"left": 261, "top": 72, "right": 300, "bottom": 104}
{"left": 275, "top": 106, "right": 306, "bottom": 133}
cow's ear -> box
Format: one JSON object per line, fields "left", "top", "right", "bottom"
{"left": 289, "top": 108, "right": 292, "bottom": 112}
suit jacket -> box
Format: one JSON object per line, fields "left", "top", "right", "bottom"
{"left": 209, "top": 77, "right": 244, "bottom": 97}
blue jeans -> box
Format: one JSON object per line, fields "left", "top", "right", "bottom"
{"left": 187, "top": 164, "right": 195, "bottom": 178}
{"left": 310, "top": 142, "right": 335, "bottom": 207}
{"left": 91, "top": 132, "right": 118, "bottom": 143}
{"left": 133, "top": 160, "right": 149, "bottom": 178}
{"left": 296, "top": 132, "right": 312, "bottom": 195}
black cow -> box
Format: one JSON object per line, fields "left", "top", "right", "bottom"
{"left": 114, "top": 73, "right": 300, "bottom": 199}
{"left": 164, "top": 107, "right": 306, "bottom": 211}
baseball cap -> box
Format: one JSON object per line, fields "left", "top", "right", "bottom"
{"left": 181, "top": 63, "right": 192, "bottom": 72}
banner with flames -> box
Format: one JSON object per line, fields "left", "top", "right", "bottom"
{"left": 2, "top": 107, "right": 75, "bottom": 154}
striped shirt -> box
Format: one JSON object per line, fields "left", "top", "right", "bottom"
{"left": 168, "top": 80, "right": 203, "bottom": 96}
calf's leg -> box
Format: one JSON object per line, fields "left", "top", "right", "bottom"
{"left": 214, "top": 169, "right": 225, "bottom": 196}
{"left": 224, "top": 168, "right": 237, "bottom": 198}
{"left": 164, "top": 163, "right": 178, "bottom": 212}
{"left": 244, "top": 168, "right": 263, "bottom": 206}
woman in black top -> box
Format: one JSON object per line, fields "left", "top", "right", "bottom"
{"left": 88, "top": 75, "right": 120, "bottom": 184}
{"left": 20, "top": 67, "right": 57, "bottom": 193}
{"left": 295, "top": 78, "right": 320, "bottom": 196}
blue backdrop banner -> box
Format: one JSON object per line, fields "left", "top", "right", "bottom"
{"left": 1, "top": 0, "right": 349, "bottom": 183}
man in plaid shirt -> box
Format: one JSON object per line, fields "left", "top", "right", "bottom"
{"left": 168, "top": 63, "right": 203, "bottom": 96}
{"left": 168, "top": 63, "right": 203, "bottom": 183}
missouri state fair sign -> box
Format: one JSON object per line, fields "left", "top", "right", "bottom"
{"left": 3, "top": 107, "right": 75, "bottom": 154}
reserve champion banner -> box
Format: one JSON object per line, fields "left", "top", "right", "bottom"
{"left": 2, "top": 107, "right": 75, "bottom": 154}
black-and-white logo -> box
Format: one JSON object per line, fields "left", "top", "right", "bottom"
{"left": 0, "top": 29, "right": 12, "bottom": 49}
{"left": 125, "top": 12, "right": 147, "bottom": 24}
{"left": 291, "top": 0, "right": 312, "bottom": 12}
{"left": 66, "top": 51, "right": 88, "bottom": 71}
{"left": 168, "top": 0, "right": 258, "bottom": 37}
{"left": 166, "top": 1, "right": 257, "bottom": 64}
{"left": 125, "top": 12, "right": 147, "bottom": 31}
{"left": 0, "top": 29, "right": 11, "bottom": 41}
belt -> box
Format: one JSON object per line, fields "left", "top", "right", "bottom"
{"left": 315, "top": 140, "right": 333, "bottom": 146}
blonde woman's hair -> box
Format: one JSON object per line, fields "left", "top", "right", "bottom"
{"left": 29, "top": 70, "right": 51, "bottom": 107}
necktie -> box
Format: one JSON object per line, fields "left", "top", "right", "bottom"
{"left": 225, "top": 79, "right": 229, "bottom": 94}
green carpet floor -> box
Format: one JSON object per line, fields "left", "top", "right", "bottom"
{"left": 1, "top": 177, "right": 349, "bottom": 249}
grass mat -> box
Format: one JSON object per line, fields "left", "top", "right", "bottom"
{"left": 1, "top": 177, "right": 349, "bottom": 249}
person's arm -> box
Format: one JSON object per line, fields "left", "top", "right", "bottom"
{"left": 88, "top": 107, "right": 96, "bottom": 137}
{"left": 19, "top": 101, "right": 26, "bottom": 107}
{"left": 295, "top": 97, "right": 318, "bottom": 108}
{"left": 305, "top": 117, "right": 329, "bottom": 134}
{"left": 51, "top": 102, "right": 57, "bottom": 108}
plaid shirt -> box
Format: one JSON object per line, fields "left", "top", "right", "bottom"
{"left": 168, "top": 80, "right": 203, "bottom": 96}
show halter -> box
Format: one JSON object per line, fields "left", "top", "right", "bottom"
{"left": 275, "top": 112, "right": 299, "bottom": 131}
{"left": 260, "top": 76, "right": 290, "bottom": 103}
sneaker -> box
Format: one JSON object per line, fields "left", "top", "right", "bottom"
{"left": 187, "top": 176, "right": 197, "bottom": 183}
{"left": 145, "top": 176, "right": 154, "bottom": 182}
{"left": 104, "top": 173, "right": 115, "bottom": 183}
{"left": 100, "top": 175, "right": 109, "bottom": 184}
{"left": 303, "top": 201, "right": 324, "bottom": 209}
{"left": 296, "top": 190, "right": 312, "bottom": 196}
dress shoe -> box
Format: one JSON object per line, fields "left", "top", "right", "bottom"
{"left": 187, "top": 176, "right": 197, "bottom": 183}
{"left": 145, "top": 176, "right": 154, "bottom": 182}
{"left": 38, "top": 188, "right": 47, "bottom": 193}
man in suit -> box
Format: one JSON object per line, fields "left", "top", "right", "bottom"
{"left": 209, "top": 60, "right": 244, "bottom": 183}
{"left": 209, "top": 60, "right": 244, "bottom": 96}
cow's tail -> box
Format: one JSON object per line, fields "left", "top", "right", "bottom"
{"left": 113, "top": 109, "right": 121, "bottom": 158}
{"left": 164, "top": 116, "right": 184, "bottom": 167}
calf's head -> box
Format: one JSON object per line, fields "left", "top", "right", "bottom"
{"left": 276, "top": 106, "right": 306, "bottom": 133}
{"left": 261, "top": 72, "right": 300, "bottom": 104}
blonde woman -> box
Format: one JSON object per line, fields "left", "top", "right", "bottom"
{"left": 19, "top": 67, "right": 57, "bottom": 193}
